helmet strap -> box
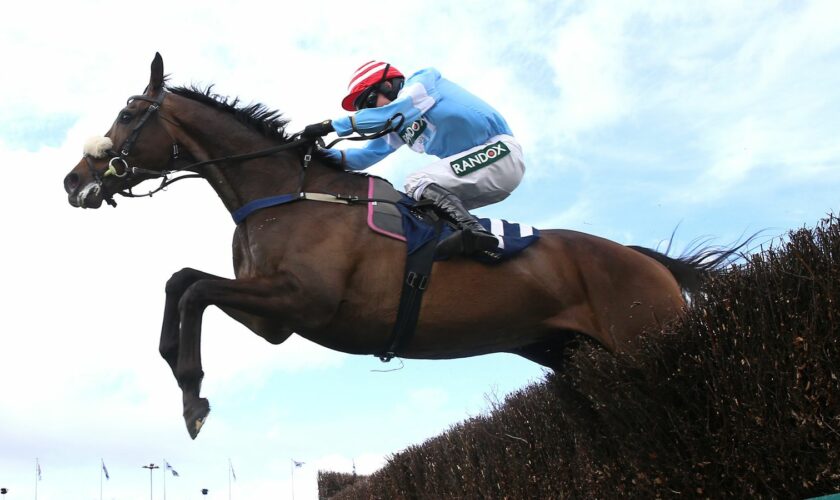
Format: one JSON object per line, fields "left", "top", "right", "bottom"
{"left": 373, "top": 64, "right": 403, "bottom": 102}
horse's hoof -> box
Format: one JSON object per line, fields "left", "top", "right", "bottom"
{"left": 184, "top": 398, "right": 210, "bottom": 440}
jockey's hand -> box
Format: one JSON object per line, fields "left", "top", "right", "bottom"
{"left": 302, "top": 120, "right": 335, "bottom": 139}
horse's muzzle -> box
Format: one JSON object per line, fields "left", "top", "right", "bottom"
{"left": 64, "top": 172, "right": 104, "bottom": 209}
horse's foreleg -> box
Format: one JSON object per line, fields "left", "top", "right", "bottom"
{"left": 161, "top": 268, "right": 269, "bottom": 374}
{"left": 176, "top": 273, "right": 309, "bottom": 439}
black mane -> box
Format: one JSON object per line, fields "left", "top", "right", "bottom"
{"left": 168, "top": 84, "right": 293, "bottom": 142}
{"left": 166, "top": 84, "right": 343, "bottom": 169}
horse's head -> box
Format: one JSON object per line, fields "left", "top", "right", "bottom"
{"left": 64, "top": 53, "right": 181, "bottom": 208}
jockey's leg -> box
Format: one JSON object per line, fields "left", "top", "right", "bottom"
{"left": 419, "top": 183, "right": 498, "bottom": 255}
{"left": 405, "top": 135, "right": 525, "bottom": 256}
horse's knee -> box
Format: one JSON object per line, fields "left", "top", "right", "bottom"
{"left": 159, "top": 338, "right": 178, "bottom": 362}
{"left": 178, "top": 281, "right": 209, "bottom": 315}
{"left": 165, "top": 268, "right": 204, "bottom": 296}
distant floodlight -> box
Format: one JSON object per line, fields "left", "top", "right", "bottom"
{"left": 141, "top": 464, "right": 159, "bottom": 500}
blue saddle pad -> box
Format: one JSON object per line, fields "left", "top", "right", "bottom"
{"left": 364, "top": 176, "right": 539, "bottom": 263}
{"left": 394, "top": 197, "right": 540, "bottom": 264}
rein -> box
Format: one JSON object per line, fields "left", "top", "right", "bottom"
{"left": 93, "top": 89, "right": 405, "bottom": 209}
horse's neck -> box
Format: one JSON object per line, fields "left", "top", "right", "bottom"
{"left": 205, "top": 152, "right": 301, "bottom": 207}
{"left": 172, "top": 99, "right": 358, "bottom": 211}
{"left": 212, "top": 154, "right": 362, "bottom": 203}
{"left": 201, "top": 164, "right": 242, "bottom": 214}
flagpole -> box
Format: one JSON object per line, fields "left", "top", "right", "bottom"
{"left": 162, "top": 459, "right": 166, "bottom": 500}
{"left": 290, "top": 460, "right": 295, "bottom": 500}
{"left": 34, "top": 458, "right": 39, "bottom": 500}
{"left": 227, "top": 459, "right": 237, "bottom": 500}
{"left": 100, "top": 460, "right": 103, "bottom": 500}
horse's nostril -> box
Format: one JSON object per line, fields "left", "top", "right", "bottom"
{"left": 64, "top": 173, "right": 80, "bottom": 193}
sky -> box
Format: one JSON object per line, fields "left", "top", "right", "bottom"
{"left": 1, "top": 0, "right": 839, "bottom": 498}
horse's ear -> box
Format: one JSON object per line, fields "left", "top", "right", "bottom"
{"left": 148, "top": 52, "right": 164, "bottom": 94}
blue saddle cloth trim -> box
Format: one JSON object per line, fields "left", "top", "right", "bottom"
{"left": 395, "top": 197, "right": 438, "bottom": 254}
{"left": 232, "top": 193, "right": 299, "bottom": 225}
{"left": 395, "top": 197, "right": 540, "bottom": 264}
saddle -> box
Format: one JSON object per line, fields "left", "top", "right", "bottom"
{"left": 365, "top": 176, "right": 539, "bottom": 263}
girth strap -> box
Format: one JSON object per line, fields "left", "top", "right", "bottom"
{"left": 379, "top": 216, "right": 444, "bottom": 362}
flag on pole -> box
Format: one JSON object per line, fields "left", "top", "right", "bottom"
{"left": 165, "top": 461, "right": 180, "bottom": 477}
{"left": 293, "top": 460, "right": 305, "bottom": 468}
{"left": 229, "top": 459, "right": 237, "bottom": 481}
{"left": 102, "top": 459, "right": 110, "bottom": 480}
{"left": 36, "top": 458, "right": 42, "bottom": 481}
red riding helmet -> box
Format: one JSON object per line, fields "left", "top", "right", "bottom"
{"left": 341, "top": 61, "right": 404, "bottom": 111}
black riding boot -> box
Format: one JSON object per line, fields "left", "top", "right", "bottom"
{"left": 420, "top": 183, "right": 498, "bottom": 256}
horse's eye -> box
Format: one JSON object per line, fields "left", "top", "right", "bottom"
{"left": 119, "top": 111, "right": 133, "bottom": 123}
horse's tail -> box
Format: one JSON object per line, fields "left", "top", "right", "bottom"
{"left": 628, "top": 235, "right": 756, "bottom": 294}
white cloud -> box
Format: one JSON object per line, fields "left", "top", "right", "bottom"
{"left": 533, "top": 197, "right": 593, "bottom": 230}
{"left": 548, "top": 4, "right": 633, "bottom": 133}
{"left": 642, "top": 0, "right": 840, "bottom": 202}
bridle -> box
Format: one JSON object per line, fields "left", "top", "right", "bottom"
{"left": 83, "top": 88, "right": 405, "bottom": 207}
{"left": 83, "top": 90, "right": 186, "bottom": 206}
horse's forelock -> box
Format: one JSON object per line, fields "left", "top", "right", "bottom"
{"left": 84, "top": 136, "right": 113, "bottom": 158}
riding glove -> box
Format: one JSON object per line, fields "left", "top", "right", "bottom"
{"left": 302, "top": 120, "right": 335, "bottom": 138}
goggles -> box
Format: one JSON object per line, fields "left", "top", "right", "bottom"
{"left": 354, "top": 87, "right": 380, "bottom": 111}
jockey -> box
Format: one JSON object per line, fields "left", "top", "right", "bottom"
{"left": 302, "top": 61, "right": 525, "bottom": 256}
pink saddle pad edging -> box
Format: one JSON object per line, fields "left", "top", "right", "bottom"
{"left": 367, "top": 177, "right": 407, "bottom": 242}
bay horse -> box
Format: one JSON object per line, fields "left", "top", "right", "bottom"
{"left": 64, "top": 53, "right": 717, "bottom": 439}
